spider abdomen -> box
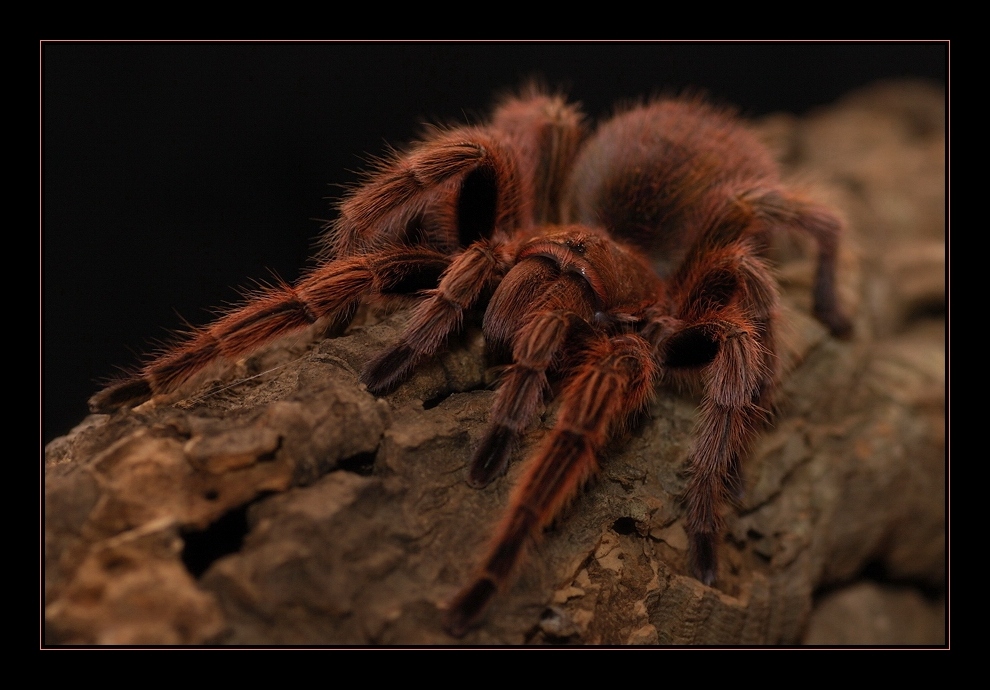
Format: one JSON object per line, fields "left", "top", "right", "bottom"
{"left": 562, "top": 98, "right": 779, "bottom": 279}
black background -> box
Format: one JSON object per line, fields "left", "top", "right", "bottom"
{"left": 42, "top": 42, "right": 947, "bottom": 445}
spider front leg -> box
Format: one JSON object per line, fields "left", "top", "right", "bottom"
{"left": 360, "top": 235, "right": 523, "bottom": 396}
{"left": 444, "top": 333, "right": 657, "bottom": 637}
{"left": 324, "top": 132, "right": 530, "bottom": 260}
{"left": 469, "top": 229, "right": 646, "bottom": 487}
{"left": 469, "top": 306, "right": 584, "bottom": 488}
{"left": 89, "top": 248, "right": 451, "bottom": 413}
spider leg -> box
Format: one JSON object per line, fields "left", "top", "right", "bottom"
{"left": 325, "top": 131, "right": 531, "bottom": 260}
{"left": 95, "top": 89, "right": 585, "bottom": 414}
{"left": 327, "top": 85, "right": 587, "bottom": 260}
{"left": 444, "top": 333, "right": 656, "bottom": 637}
{"left": 677, "top": 318, "right": 769, "bottom": 585}
{"left": 469, "top": 307, "right": 585, "bottom": 488}
{"left": 662, "top": 243, "right": 778, "bottom": 585}
{"left": 89, "top": 248, "right": 450, "bottom": 412}
{"left": 469, "top": 231, "right": 622, "bottom": 487}
{"left": 745, "top": 188, "right": 853, "bottom": 338}
{"left": 360, "top": 236, "right": 519, "bottom": 396}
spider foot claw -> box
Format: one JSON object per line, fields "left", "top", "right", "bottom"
{"left": 468, "top": 425, "right": 517, "bottom": 488}
{"left": 690, "top": 533, "right": 718, "bottom": 587}
{"left": 89, "top": 378, "right": 153, "bottom": 414}
{"left": 443, "top": 577, "right": 497, "bottom": 638}
{"left": 361, "top": 343, "right": 418, "bottom": 396}
{"left": 816, "top": 306, "right": 854, "bottom": 340}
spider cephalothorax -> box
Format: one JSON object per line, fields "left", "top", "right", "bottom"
{"left": 90, "top": 86, "right": 851, "bottom": 637}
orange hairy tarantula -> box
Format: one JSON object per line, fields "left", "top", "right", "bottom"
{"left": 90, "top": 86, "right": 852, "bottom": 637}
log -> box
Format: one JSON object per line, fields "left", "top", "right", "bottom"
{"left": 44, "top": 80, "right": 946, "bottom": 646}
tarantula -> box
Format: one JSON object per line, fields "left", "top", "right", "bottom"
{"left": 90, "top": 86, "right": 851, "bottom": 637}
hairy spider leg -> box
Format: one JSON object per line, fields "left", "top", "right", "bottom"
{"left": 360, "top": 235, "right": 522, "bottom": 396}
{"left": 355, "top": 92, "right": 588, "bottom": 396}
{"left": 660, "top": 236, "right": 780, "bottom": 585}
{"left": 469, "top": 305, "right": 581, "bottom": 488}
{"left": 325, "top": 86, "right": 586, "bottom": 261}
{"left": 324, "top": 131, "right": 532, "bottom": 260}
{"left": 444, "top": 332, "right": 657, "bottom": 637}
{"left": 89, "top": 249, "right": 451, "bottom": 413}
{"left": 468, "top": 233, "right": 626, "bottom": 487}
{"left": 355, "top": 126, "right": 581, "bottom": 396}
{"left": 92, "top": 122, "right": 541, "bottom": 413}
{"left": 744, "top": 188, "right": 853, "bottom": 338}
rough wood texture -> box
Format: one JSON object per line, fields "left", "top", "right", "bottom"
{"left": 44, "top": 81, "right": 946, "bottom": 646}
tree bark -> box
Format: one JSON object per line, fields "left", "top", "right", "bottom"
{"left": 44, "top": 80, "right": 946, "bottom": 646}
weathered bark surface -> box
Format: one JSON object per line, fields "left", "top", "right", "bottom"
{"left": 44, "top": 81, "right": 946, "bottom": 646}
